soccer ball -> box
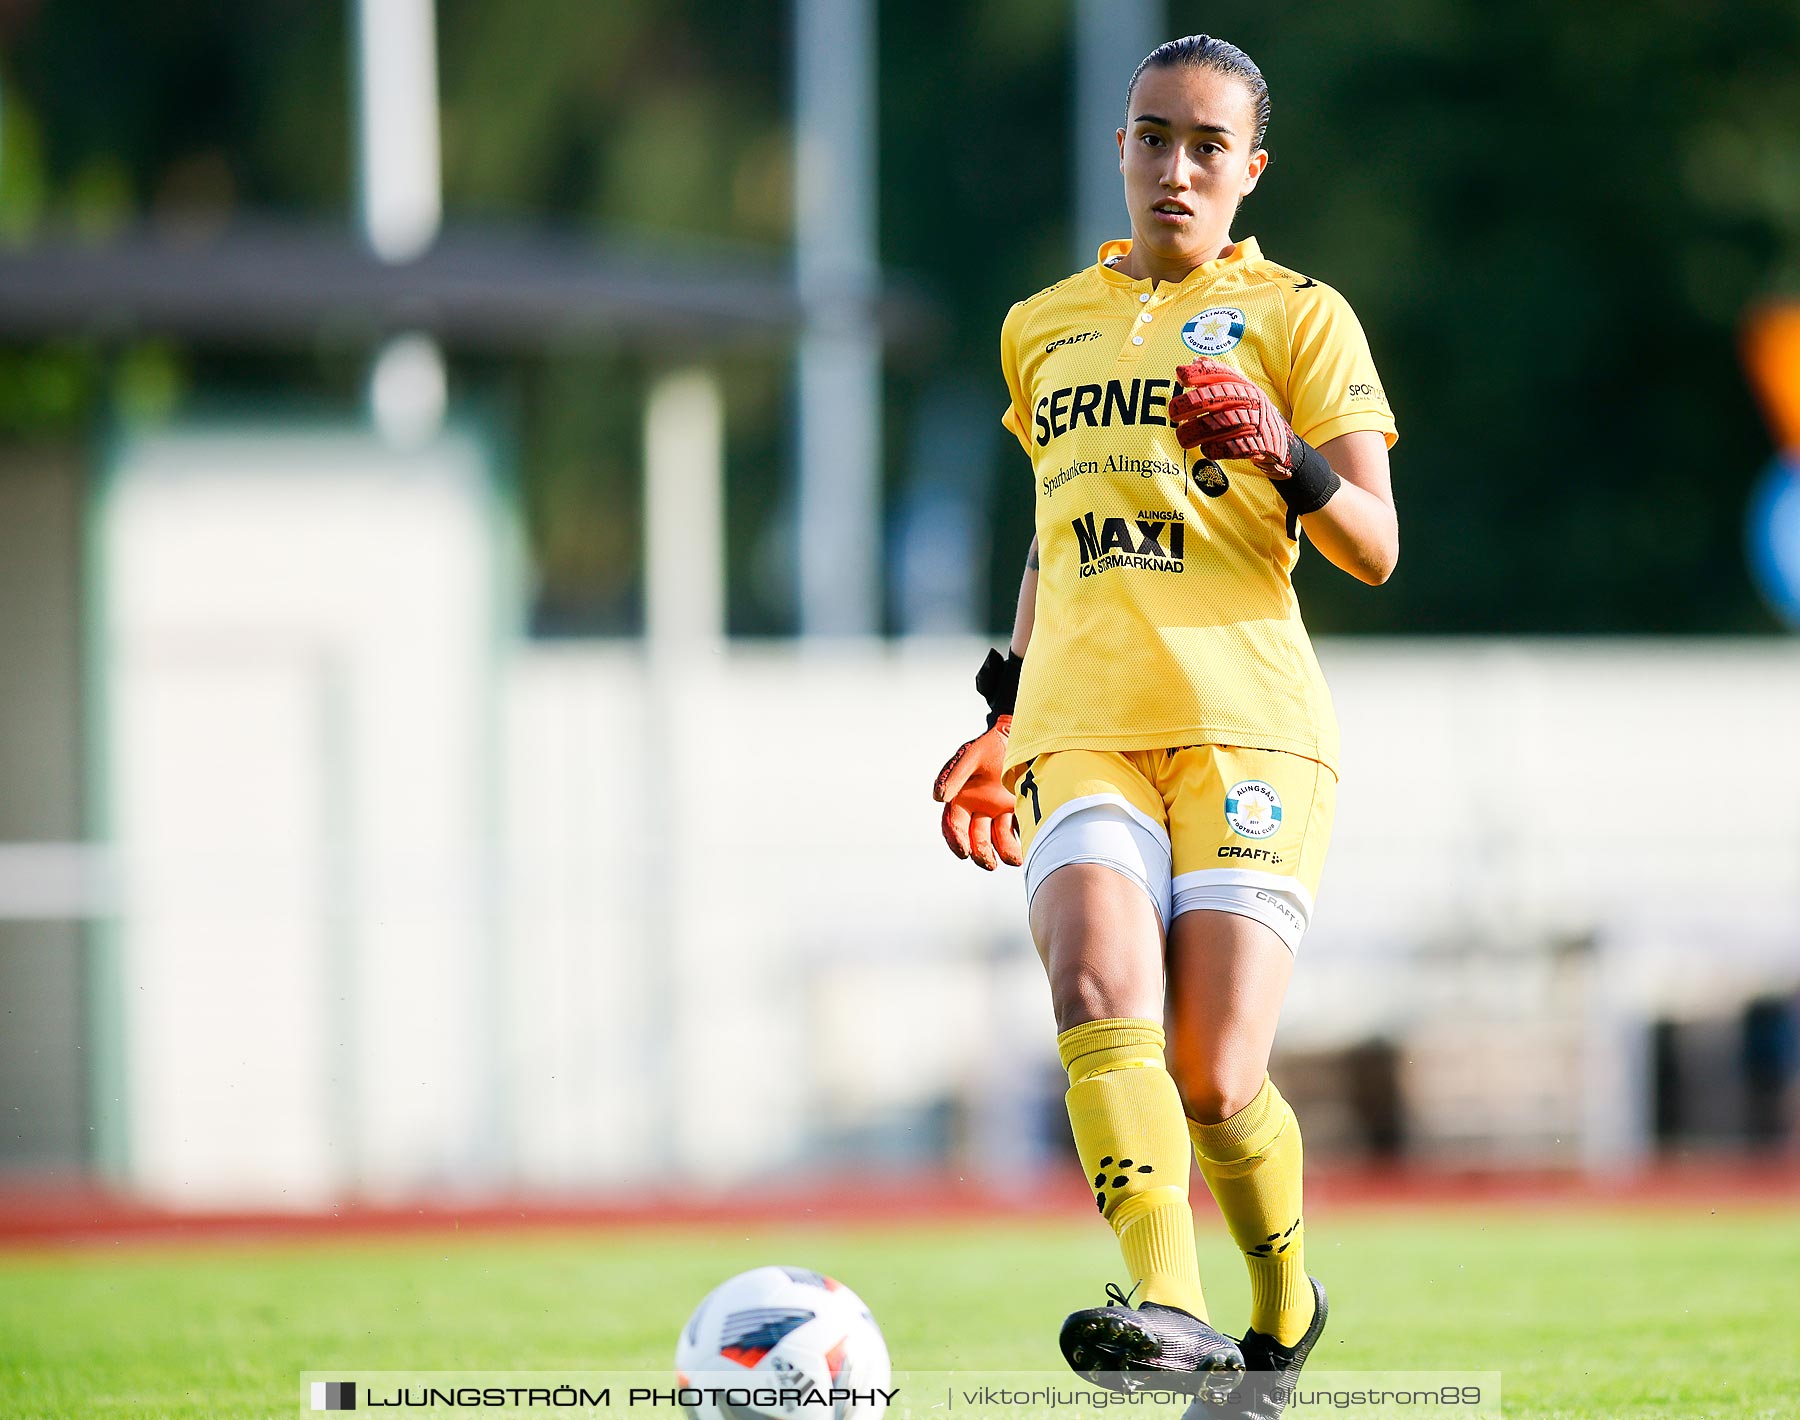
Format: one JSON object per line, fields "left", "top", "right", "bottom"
{"left": 674, "top": 1265, "right": 891, "bottom": 1420}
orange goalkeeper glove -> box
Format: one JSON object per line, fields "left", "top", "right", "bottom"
{"left": 932, "top": 649, "right": 1024, "bottom": 871}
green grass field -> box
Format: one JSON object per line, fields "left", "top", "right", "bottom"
{"left": 3, "top": 1208, "right": 1799, "bottom": 1419}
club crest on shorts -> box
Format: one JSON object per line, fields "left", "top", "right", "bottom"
{"left": 1182, "top": 306, "right": 1246, "bottom": 356}
{"left": 1224, "top": 780, "right": 1283, "bottom": 839}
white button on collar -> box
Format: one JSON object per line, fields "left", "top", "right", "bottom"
{"left": 1138, "top": 292, "right": 1150, "bottom": 302}
{"left": 1139, "top": 312, "right": 1152, "bottom": 323}
{"left": 1131, "top": 335, "right": 1144, "bottom": 345}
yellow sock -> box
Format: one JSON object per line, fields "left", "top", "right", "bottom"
{"left": 1059, "top": 1018, "right": 1209, "bottom": 1321}
{"left": 1189, "top": 1076, "right": 1311, "bottom": 1345}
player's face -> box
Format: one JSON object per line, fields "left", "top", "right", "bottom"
{"left": 1116, "top": 65, "right": 1267, "bottom": 267}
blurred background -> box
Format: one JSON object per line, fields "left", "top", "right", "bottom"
{"left": 2, "top": 0, "right": 1800, "bottom": 1216}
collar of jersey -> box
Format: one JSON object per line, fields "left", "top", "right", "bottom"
{"left": 1094, "top": 235, "right": 1261, "bottom": 293}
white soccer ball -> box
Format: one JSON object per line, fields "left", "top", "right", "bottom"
{"left": 674, "top": 1265, "right": 892, "bottom": 1420}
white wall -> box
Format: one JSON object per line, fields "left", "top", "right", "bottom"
{"left": 102, "top": 427, "right": 508, "bottom": 1207}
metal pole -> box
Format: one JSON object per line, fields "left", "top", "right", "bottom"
{"left": 355, "top": 0, "right": 448, "bottom": 448}
{"left": 794, "top": 0, "right": 881, "bottom": 636}
{"left": 642, "top": 370, "right": 725, "bottom": 1172}
{"left": 351, "top": 0, "right": 494, "bottom": 1184}
{"left": 1073, "top": 0, "right": 1163, "bottom": 266}
{"left": 354, "top": 0, "right": 442, "bottom": 264}
{"left": 645, "top": 371, "right": 727, "bottom": 653}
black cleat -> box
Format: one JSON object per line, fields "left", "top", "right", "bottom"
{"left": 1061, "top": 1283, "right": 1245, "bottom": 1401}
{"left": 1190, "top": 1276, "right": 1328, "bottom": 1420}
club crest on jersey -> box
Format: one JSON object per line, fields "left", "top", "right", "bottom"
{"left": 1182, "top": 306, "right": 1246, "bottom": 356}
{"left": 1224, "top": 780, "right": 1282, "bottom": 840}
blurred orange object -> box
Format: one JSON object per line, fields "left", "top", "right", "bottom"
{"left": 1742, "top": 303, "right": 1800, "bottom": 451}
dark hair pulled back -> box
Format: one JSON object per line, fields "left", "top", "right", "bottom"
{"left": 1125, "top": 35, "right": 1271, "bottom": 150}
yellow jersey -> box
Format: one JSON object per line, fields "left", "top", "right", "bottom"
{"left": 1000, "top": 236, "right": 1397, "bottom": 777}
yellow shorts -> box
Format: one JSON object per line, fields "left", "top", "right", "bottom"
{"left": 1008, "top": 745, "right": 1336, "bottom": 950}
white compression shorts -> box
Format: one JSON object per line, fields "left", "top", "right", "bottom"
{"left": 1022, "top": 799, "right": 1313, "bottom": 952}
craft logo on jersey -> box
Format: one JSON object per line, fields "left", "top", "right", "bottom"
{"left": 1182, "top": 306, "right": 1246, "bottom": 356}
{"left": 1071, "top": 512, "right": 1185, "bottom": 577}
{"left": 1224, "top": 780, "right": 1282, "bottom": 840}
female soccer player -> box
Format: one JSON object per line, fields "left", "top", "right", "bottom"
{"left": 933, "top": 34, "right": 1398, "bottom": 1419}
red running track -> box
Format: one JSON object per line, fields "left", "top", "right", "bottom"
{"left": 1, "top": 1158, "right": 1796, "bottom": 1249}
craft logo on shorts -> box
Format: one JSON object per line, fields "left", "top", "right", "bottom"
{"left": 1181, "top": 306, "right": 1246, "bottom": 356}
{"left": 1224, "top": 780, "right": 1282, "bottom": 840}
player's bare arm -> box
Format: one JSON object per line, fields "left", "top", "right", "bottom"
{"left": 1171, "top": 356, "right": 1397, "bottom": 586}
{"left": 1298, "top": 431, "right": 1397, "bottom": 585}
{"left": 1010, "top": 536, "right": 1039, "bottom": 655}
